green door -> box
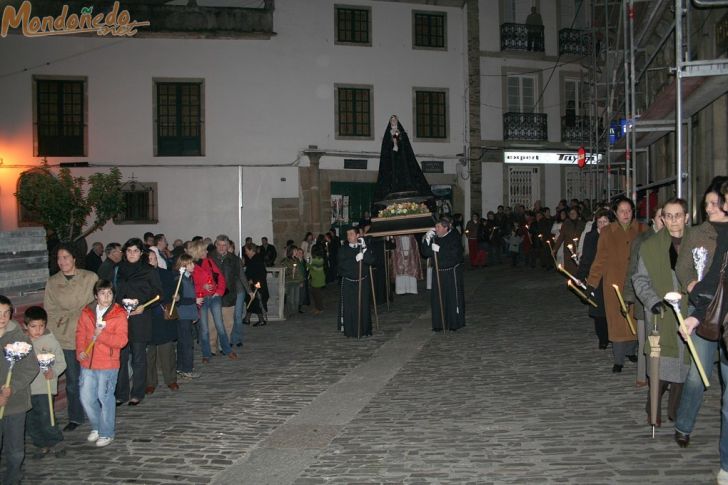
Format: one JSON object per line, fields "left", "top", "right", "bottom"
{"left": 330, "top": 182, "right": 376, "bottom": 225}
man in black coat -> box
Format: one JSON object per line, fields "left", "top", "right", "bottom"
{"left": 337, "top": 226, "right": 375, "bottom": 338}
{"left": 210, "top": 235, "right": 248, "bottom": 348}
{"left": 421, "top": 216, "right": 465, "bottom": 332}
{"left": 97, "top": 242, "right": 122, "bottom": 288}
{"left": 259, "top": 237, "right": 278, "bottom": 267}
{"left": 85, "top": 242, "right": 104, "bottom": 274}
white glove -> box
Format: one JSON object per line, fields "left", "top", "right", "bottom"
{"left": 355, "top": 252, "right": 364, "bottom": 262}
{"left": 431, "top": 243, "right": 440, "bottom": 253}
{"left": 357, "top": 237, "right": 367, "bottom": 249}
{"left": 424, "top": 229, "right": 436, "bottom": 244}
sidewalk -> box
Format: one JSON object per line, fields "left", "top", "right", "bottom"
{"left": 24, "top": 266, "right": 721, "bottom": 484}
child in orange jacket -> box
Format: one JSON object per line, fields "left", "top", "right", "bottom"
{"left": 76, "top": 279, "right": 128, "bottom": 448}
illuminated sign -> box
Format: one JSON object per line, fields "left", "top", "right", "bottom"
{"left": 504, "top": 151, "right": 602, "bottom": 165}
{"left": 1, "top": 1, "right": 150, "bottom": 38}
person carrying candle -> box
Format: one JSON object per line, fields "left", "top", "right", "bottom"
{"left": 23, "top": 306, "right": 66, "bottom": 458}
{"left": 671, "top": 177, "right": 728, "bottom": 453}
{"left": 77, "top": 279, "right": 128, "bottom": 448}
{"left": 585, "top": 197, "right": 646, "bottom": 373}
{"left": 632, "top": 199, "right": 690, "bottom": 425}
{"left": 0, "top": 295, "right": 38, "bottom": 484}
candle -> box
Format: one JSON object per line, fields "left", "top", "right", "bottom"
{"left": 612, "top": 284, "right": 637, "bottom": 335}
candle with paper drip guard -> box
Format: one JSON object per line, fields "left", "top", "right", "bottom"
{"left": 556, "top": 264, "right": 587, "bottom": 289}
{"left": 84, "top": 319, "right": 107, "bottom": 355}
{"left": 567, "top": 280, "right": 597, "bottom": 307}
{"left": 0, "top": 341, "right": 33, "bottom": 419}
{"left": 36, "top": 353, "right": 56, "bottom": 426}
{"left": 664, "top": 292, "right": 710, "bottom": 388}
{"left": 566, "top": 243, "right": 580, "bottom": 264}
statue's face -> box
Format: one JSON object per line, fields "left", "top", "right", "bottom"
{"left": 390, "top": 115, "right": 398, "bottom": 131}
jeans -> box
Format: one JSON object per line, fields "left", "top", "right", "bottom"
{"left": 199, "top": 295, "right": 231, "bottom": 358}
{"left": 285, "top": 282, "right": 301, "bottom": 317}
{"left": 231, "top": 292, "right": 245, "bottom": 346}
{"left": 675, "top": 334, "right": 720, "bottom": 436}
{"left": 26, "top": 394, "right": 64, "bottom": 448}
{"left": 115, "top": 342, "right": 148, "bottom": 402}
{"left": 62, "top": 349, "right": 85, "bottom": 425}
{"left": 177, "top": 319, "right": 194, "bottom": 373}
{"left": 0, "top": 412, "right": 25, "bottom": 484}
{"left": 80, "top": 368, "right": 118, "bottom": 439}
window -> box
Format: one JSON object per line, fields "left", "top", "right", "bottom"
{"left": 155, "top": 81, "right": 203, "bottom": 156}
{"left": 507, "top": 75, "right": 536, "bottom": 112}
{"left": 503, "top": 0, "right": 533, "bottom": 23}
{"left": 413, "top": 11, "right": 446, "bottom": 49}
{"left": 563, "top": 78, "right": 581, "bottom": 116}
{"left": 114, "top": 181, "right": 158, "bottom": 224}
{"left": 335, "top": 85, "right": 372, "bottom": 138}
{"left": 34, "top": 78, "right": 86, "bottom": 156}
{"left": 335, "top": 6, "right": 371, "bottom": 45}
{"left": 414, "top": 89, "right": 448, "bottom": 139}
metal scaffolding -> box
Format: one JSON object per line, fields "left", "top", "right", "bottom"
{"left": 589, "top": 0, "right": 728, "bottom": 217}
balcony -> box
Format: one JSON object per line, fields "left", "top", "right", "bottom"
{"left": 561, "top": 115, "right": 594, "bottom": 145}
{"left": 500, "top": 23, "right": 544, "bottom": 52}
{"left": 559, "top": 29, "right": 591, "bottom": 57}
{"left": 503, "top": 112, "right": 547, "bottom": 141}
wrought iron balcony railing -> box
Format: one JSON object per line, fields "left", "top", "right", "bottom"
{"left": 503, "top": 112, "right": 548, "bottom": 141}
{"left": 500, "top": 23, "right": 544, "bottom": 52}
{"left": 558, "top": 28, "right": 591, "bottom": 57}
{"left": 561, "top": 115, "right": 593, "bottom": 144}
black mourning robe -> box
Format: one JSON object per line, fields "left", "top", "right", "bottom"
{"left": 421, "top": 229, "right": 465, "bottom": 331}
{"left": 374, "top": 118, "right": 432, "bottom": 203}
{"left": 337, "top": 243, "right": 376, "bottom": 337}
{"left": 366, "top": 237, "right": 389, "bottom": 305}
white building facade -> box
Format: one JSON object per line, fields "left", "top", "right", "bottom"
{"left": 0, "top": 0, "right": 468, "bottom": 247}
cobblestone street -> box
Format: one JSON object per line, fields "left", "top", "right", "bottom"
{"left": 24, "top": 266, "right": 721, "bottom": 484}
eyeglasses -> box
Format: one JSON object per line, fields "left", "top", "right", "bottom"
{"left": 662, "top": 213, "right": 685, "bottom": 221}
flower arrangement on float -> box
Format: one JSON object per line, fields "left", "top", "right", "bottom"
{"left": 378, "top": 202, "right": 430, "bottom": 218}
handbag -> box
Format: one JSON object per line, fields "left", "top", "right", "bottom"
{"left": 162, "top": 304, "right": 179, "bottom": 321}
{"left": 697, "top": 252, "right": 728, "bottom": 341}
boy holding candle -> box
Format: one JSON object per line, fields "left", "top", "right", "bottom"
{"left": 23, "top": 306, "right": 66, "bottom": 458}
{"left": 76, "top": 280, "right": 128, "bottom": 448}
{"left": 0, "top": 295, "right": 38, "bottom": 484}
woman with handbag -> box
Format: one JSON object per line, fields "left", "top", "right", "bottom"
{"left": 673, "top": 176, "right": 728, "bottom": 451}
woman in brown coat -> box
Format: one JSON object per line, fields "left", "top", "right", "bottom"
{"left": 586, "top": 197, "right": 646, "bottom": 372}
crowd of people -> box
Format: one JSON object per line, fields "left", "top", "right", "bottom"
{"left": 0, "top": 228, "right": 355, "bottom": 483}
{"left": 0, "top": 178, "right": 726, "bottom": 483}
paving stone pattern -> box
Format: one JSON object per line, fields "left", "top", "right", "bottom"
{"left": 23, "top": 266, "right": 721, "bottom": 484}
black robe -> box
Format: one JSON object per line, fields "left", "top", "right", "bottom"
{"left": 374, "top": 119, "right": 432, "bottom": 203}
{"left": 421, "top": 229, "right": 465, "bottom": 331}
{"left": 244, "top": 254, "right": 269, "bottom": 315}
{"left": 367, "top": 237, "right": 388, "bottom": 305}
{"left": 337, "top": 243, "right": 376, "bottom": 337}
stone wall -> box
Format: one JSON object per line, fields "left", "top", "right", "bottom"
{"left": 0, "top": 228, "right": 48, "bottom": 298}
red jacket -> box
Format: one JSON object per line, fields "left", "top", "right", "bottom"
{"left": 192, "top": 258, "right": 227, "bottom": 298}
{"left": 76, "top": 303, "right": 129, "bottom": 370}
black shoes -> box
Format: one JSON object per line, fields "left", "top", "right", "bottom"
{"left": 63, "top": 422, "right": 79, "bottom": 432}
{"left": 599, "top": 343, "right": 609, "bottom": 350}
{"left": 675, "top": 430, "right": 690, "bottom": 448}
{"left": 627, "top": 354, "right": 638, "bottom": 363}
{"left": 612, "top": 364, "right": 623, "bottom": 373}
